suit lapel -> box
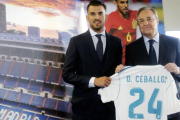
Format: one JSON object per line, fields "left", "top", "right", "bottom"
{"left": 84, "top": 30, "right": 101, "bottom": 71}
{"left": 158, "top": 34, "right": 168, "bottom": 65}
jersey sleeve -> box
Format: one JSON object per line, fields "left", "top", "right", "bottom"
{"left": 98, "top": 73, "right": 120, "bottom": 103}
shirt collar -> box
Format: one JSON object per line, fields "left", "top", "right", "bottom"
{"left": 143, "top": 33, "right": 159, "bottom": 44}
{"left": 89, "top": 28, "right": 106, "bottom": 37}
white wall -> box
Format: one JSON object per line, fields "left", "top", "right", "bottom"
{"left": 162, "top": 0, "right": 180, "bottom": 31}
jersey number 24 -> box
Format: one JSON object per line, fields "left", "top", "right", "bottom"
{"left": 129, "top": 88, "right": 162, "bottom": 119}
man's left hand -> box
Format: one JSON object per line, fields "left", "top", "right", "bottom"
{"left": 164, "top": 63, "right": 180, "bottom": 75}
{"left": 115, "top": 64, "right": 124, "bottom": 73}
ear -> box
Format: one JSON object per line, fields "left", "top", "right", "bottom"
{"left": 137, "top": 21, "right": 139, "bottom": 26}
{"left": 105, "top": 14, "right": 108, "bottom": 21}
{"left": 137, "top": 17, "right": 139, "bottom": 26}
{"left": 114, "top": 1, "right": 117, "bottom": 7}
{"left": 157, "top": 18, "right": 159, "bottom": 25}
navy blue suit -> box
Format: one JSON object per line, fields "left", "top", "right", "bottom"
{"left": 63, "top": 30, "right": 123, "bottom": 120}
{"left": 125, "top": 34, "right": 180, "bottom": 119}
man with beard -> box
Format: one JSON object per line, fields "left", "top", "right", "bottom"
{"left": 105, "top": 0, "right": 137, "bottom": 64}
{"left": 62, "top": 0, "right": 123, "bottom": 120}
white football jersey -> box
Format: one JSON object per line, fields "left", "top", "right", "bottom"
{"left": 98, "top": 65, "right": 180, "bottom": 120}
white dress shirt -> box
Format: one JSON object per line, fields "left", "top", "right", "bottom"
{"left": 89, "top": 28, "right": 106, "bottom": 87}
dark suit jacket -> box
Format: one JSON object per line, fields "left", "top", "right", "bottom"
{"left": 125, "top": 34, "right": 180, "bottom": 81}
{"left": 62, "top": 30, "right": 123, "bottom": 117}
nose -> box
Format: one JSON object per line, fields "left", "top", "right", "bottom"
{"left": 124, "top": 3, "right": 128, "bottom": 7}
{"left": 95, "top": 14, "right": 100, "bottom": 19}
{"left": 143, "top": 20, "right": 148, "bottom": 25}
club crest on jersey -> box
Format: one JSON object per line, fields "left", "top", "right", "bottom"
{"left": 132, "top": 19, "right": 137, "bottom": 29}
{"left": 118, "top": 26, "right": 123, "bottom": 30}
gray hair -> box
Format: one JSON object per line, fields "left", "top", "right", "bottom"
{"left": 137, "top": 7, "right": 159, "bottom": 20}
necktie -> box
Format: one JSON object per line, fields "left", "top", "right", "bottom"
{"left": 149, "top": 39, "right": 157, "bottom": 65}
{"left": 95, "top": 34, "right": 103, "bottom": 61}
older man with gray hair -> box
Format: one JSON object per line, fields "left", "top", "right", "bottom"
{"left": 116, "top": 6, "right": 180, "bottom": 120}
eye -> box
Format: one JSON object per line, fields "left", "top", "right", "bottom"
{"left": 147, "top": 18, "right": 152, "bottom": 21}
{"left": 99, "top": 12, "right": 103, "bottom": 15}
{"left": 90, "top": 12, "right": 95, "bottom": 15}
{"left": 139, "top": 20, "right": 144, "bottom": 24}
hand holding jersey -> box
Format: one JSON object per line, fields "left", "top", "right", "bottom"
{"left": 164, "top": 63, "right": 180, "bottom": 75}
{"left": 94, "top": 77, "right": 111, "bottom": 87}
{"left": 115, "top": 64, "right": 124, "bottom": 73}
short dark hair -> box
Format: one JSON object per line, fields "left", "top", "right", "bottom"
{"left": 87, "top": 0, "right": 107, "bottom": 12}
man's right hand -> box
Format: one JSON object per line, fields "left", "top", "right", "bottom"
{"left": 94, "top": 77, "right": 111, "bottom": 87}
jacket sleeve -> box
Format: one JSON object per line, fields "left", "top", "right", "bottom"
{"left": 125, "top": 44, "right": 133, "bottom": 66}
{"left": 175, "top": 38, "right": 180, "bottom": 81}
{"left": 176, "top": 38, "right": 180, "bottom": 67}
{"left": 62, "top": 37, "right": 91, "bottom": 90}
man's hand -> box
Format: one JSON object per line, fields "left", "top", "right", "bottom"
{"left": 115, "top": 64, "right": 125, "bottom": 73}
{"left": 164, "top": 63, "right": 180, "bottom": 75}
{"left": 94, "top": 77, "right": 111, "bottom": 87}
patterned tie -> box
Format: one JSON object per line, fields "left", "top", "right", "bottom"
{"left": 95, "top": 34, "right": 103, "bottom": 61}
{"left": 149, "top": 39, "right": 157, "bottom": 65}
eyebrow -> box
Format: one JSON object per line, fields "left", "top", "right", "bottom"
{"left": 147, "top": 17, "right": 152, "bottom": 18}
{"left": 138, "top": 18, "right": 144, "bottom": 21}
{"left": 139, "top": 16, "right": 152, "bottom": 20}
{"left": 90, "top": 11, "right": 103, "bottom": 14}
{"left": 90, "top": 12, "right": 95, "bottom": 14}
{"left": 120, "top": 1, "right": 128, "bottom": 3}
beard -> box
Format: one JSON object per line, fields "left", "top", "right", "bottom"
{"left": 90, "top": 21, "right": 104, "bottom": 32}
{"left": 118, "top": 7, "right": 129, "bottom": 17}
